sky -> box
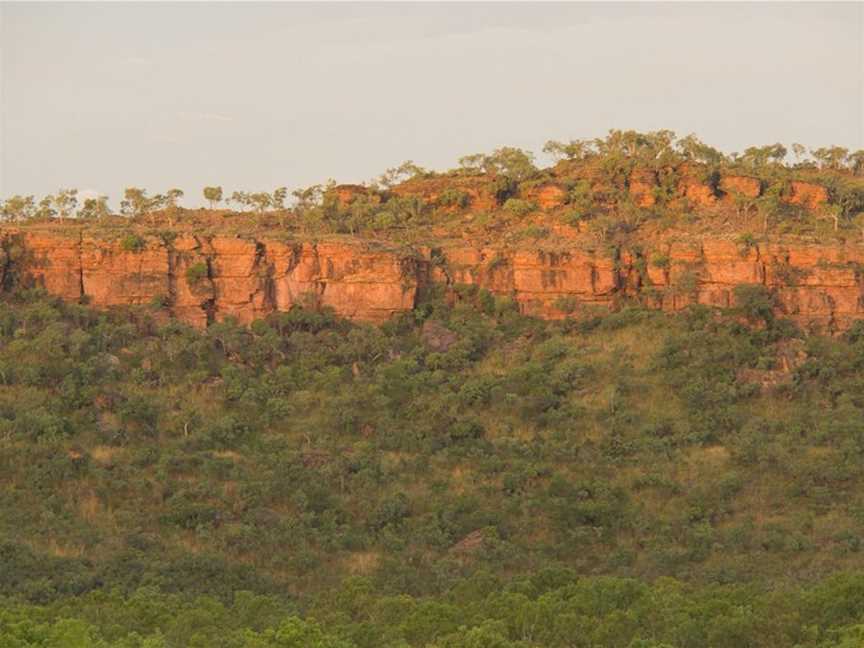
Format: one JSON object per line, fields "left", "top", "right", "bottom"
{"left": 1, "top": 2, "right": 863, "bottom": 206}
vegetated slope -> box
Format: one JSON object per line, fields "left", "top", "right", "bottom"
{"left": 3, "top": 284, "right": 864, "bottom": 646}
{"left": 5, "top": 132, "right": 864, "bottom": 646}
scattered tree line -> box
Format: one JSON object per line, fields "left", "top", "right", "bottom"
{"left": 2, "top": 131, "right": 863, "bottom": 229}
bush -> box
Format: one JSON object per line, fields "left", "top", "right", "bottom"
{"left": 120, "top": 234, "right": 146, "bottom": 253}
{"left": 733, "top": 283, "right": 777, "bottom": 324}
{"left": 502, "top": 199, "right": 536, "bottom": 217}
{"left": 438, "top": 189, "right": 471, "bottom": 209}
{"left": 186, "top": 262, "right": 209, "bottom": 285}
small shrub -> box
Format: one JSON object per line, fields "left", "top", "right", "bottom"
{"left": 521, "top": 225, "right": 549, "bottom": 239}
{"left": 651, "top": 254, "right": 671, "bottom": 269}
{"left": 503, "top": 198, "right": 536, "bottom": 217}
{"left": 437, "top": 188, "right": 470, "bottom": 209}
{"left": 553, "top": 296, "right": 579, "bottom": 314}
{"left": 120, "top": 234, "right": 146, "bottom": 253}
{"left": 186, "top": 262, "right": 209, "bottom": 285}
{"left": 733, "top": 283, "right": 777, "bottom": 324}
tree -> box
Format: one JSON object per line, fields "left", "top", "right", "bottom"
{"left": 163, "top": 188, "right": 184, "bottom": 226}
{"left": 458, "top": 147, "right": 537, "bottom": 182}
{"left": 77, "top": 195, "right": 110, "bottom": 219}
{"left": 733, "top": 284, "right": 776, "bottom": 325}
{"left": 249, "top": 192, "right": 273, "bottom": 214}
{"left": 121, "top": 187, "right": 149, "bottom": 218}
{"left": 791, "top": 143, "right": 808, "bottom": 164}
{"left": 677, "top": 134, "right": 724, "bottom": 165}
{"left": 271, "top": 187, "right": 288, "bottom": 210}
{"left": 35, "top": 196, "right": 57, "bottom": 219}
{"left": 822, "top": 203, "right": 843, "bottom": 232}
{"left": 230, "top": 191, "right": 251, "bottom": 210}
{"left": 543, "top": 139, "right": 595, "bottom": 162}
{"left": 51, "top": 188, "right": 78, "bottom": 220}
{"left": 377, "top": 160, "right": 426, "bottom": 188}
{"left": 755, "top": 184, "right": 783, "bottom": 233}
{"left": 292, "top": 184, "right": 323, "bottom": 210}
{"left": 741, "top": 144, "right": 787, "bottom": 169}
{"left": 1, "top": 195, "right": 36, "bottom": 221}
{"left": 811, "top": 146, "right": 849, "bottom": 171}
{"left": 203, "top": 186, "right": 223, "bottom": 209}
{"left": 848, "top": 150, "right": 864, "bottom": 176}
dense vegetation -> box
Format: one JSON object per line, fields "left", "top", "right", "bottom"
{"left": 4, "top": 280, "right": 864, "bottom": 645}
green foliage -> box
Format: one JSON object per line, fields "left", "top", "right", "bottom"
{"left": 437, "top": 189, "right": 470, "bottom": 209}
{"left": 502, "top": 198, "right": 536, "bottom": 217}
{"left": 733, "top": 283, "right": 777, "bottom": 324}
{"left": 203, "top": 186, "right": 223, "bottom": 209}
{"left": 120, "top": 234, "right": 147, "bottom": 253}
{"left": 185, "top": 262, "right": 209, "bottom": 285}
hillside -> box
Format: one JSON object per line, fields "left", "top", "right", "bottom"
{"left": 4, "top": 133, "right": 864, "bottom": 646}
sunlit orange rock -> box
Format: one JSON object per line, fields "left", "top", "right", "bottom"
{"left": 785, "top": 181, "right": 829, "bottom": 210}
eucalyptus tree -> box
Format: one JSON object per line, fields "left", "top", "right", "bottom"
{"left": 203, "top": 186, "right": 223, "bottom": 209}
{"left": 78, "top": 196, "right": 110, "bottom": 219}
{"left": 1, "top": 195, "right": 36, "bottom": 221}
{"left": 51, "top": 188, "right": 78, "bottom": 220}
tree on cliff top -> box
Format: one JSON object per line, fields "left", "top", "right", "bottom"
{"left": 812, "top": 146, "right": 849, "bottom": 171}
{"left": 203, "top": 186, "right": 223, "bottom": 209}
{"left": 458, "top": 147, "right": 538, "bottom": 182}
{"left": 51, "top": 188, "right": 78, "bottom": 220}
{"left": 121, "top": 187, "right": 149, "bottom": 218}
{"left": 543, "top": 139, "right": 596, "bottom": 162}
{"left": 77, "top": 195, "right": 110, "bottom": 220}
{"left": 376, "top": 161, "right": 427, "bottom": 189}
{"left": 1, "top": 195, "right": 36, "bottom": 221}
{"left": 740, "top": 144, "right": 788, "bottom": 169}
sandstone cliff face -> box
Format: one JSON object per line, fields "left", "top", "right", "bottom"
{"left": 521, "top": 184, "right": 568, "bottom": 210}
{"left": 2, "top": 231, "right": 419, "bottom": 327}
{"left": 4, "top": 227, "right": 864, "bottom": 333}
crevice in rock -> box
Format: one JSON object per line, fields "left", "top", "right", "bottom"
{"left": 77, "top": 231, "right": 85, "bottom": 304}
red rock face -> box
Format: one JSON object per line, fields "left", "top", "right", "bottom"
{"left": 628, "top": 169, "right": 657, "bottom": 208}
{"left": 720, "top": 175, "right": 761, "bottom": 199}
{"left": 2, "top": 230, "right": 421, "bottom": 328}
{"left": 521, "top": 184, "right": 567, "bottom": 210}
{"left": 5, "top": 216, "right": 864, "bottom": 333}
{"left": 329, "top": 185, "right": 378, "bottom": 207}
{"left": 785, "top": 181, "right": 829, "bottom": 210}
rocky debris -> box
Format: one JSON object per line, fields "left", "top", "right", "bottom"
{"left": 736, "top": 339, "right": 808, "bottom": 392}
{"left": 421, "top": 320, "right": 459, "bottom": 352}
{"left": 450, "top": 529, "right": 485, "bottom": 556}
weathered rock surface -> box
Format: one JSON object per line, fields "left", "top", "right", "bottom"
{"left": 4, "top": 223, "right": 864, "bottom": 333}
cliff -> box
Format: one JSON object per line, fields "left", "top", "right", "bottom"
{"left": 0, "top": 230, "right": 419, "bottom": 326}
{"left": 3, "top": 223, "right": 864, "bottom": 333}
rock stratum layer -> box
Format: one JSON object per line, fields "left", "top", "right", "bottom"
{"left": 3, "top": 227, "right": 864, "bottom": 332}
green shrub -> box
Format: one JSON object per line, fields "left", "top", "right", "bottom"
{"left": 120, "top": 234, "right": 146, "bottom": 253}
{"left": 502, "top": 198, "right": 536, "bottom": 217}
{"left": 186, "top": 262, "right": 209, "bottom": 285}
{"left": 438, "top": 188, "right": 470, "bottom": 209}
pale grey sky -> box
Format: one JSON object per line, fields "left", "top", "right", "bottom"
{"left": 1, "top": 2, "right": 863, "bottom": 205}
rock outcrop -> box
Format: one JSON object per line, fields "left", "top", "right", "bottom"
{"left": 4, "top": 222, "right": 864, "bottom": 333}
{"left": 1, "top": 230, "right": 420, "bottom": 327}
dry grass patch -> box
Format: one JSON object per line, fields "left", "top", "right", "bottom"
{"left": 90, "top": 445, "right": 125, "bottom": 464}
{"left": 343, "top": 551, "right": 380, "bottom": 575}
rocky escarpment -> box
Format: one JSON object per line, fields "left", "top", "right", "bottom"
{"left": 3, "top": 227, "right": 864, "bottom": 333}
{"left": 0, "top": 230, "right": 419, "bottom": 327}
